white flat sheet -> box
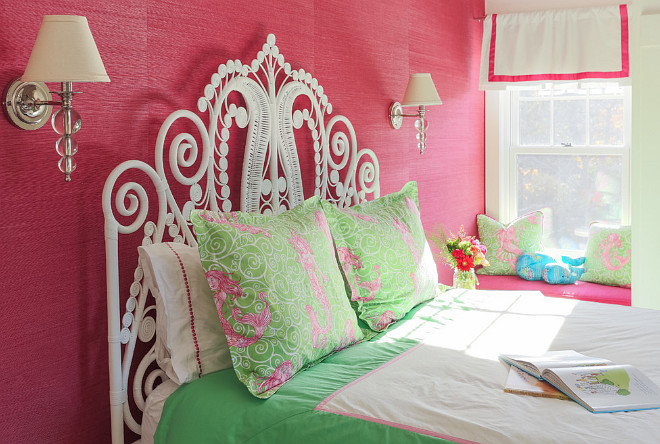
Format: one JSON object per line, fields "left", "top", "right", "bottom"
{"left": 317, "top": 289, "right": 660, "bottom": 444}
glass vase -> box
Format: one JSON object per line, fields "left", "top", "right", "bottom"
{"left": 453, "top": 268, "right": 477, "bottom": 289}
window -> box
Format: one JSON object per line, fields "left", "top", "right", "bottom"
{"left": 492, "top": 84, "right": 631, "bottom": 254}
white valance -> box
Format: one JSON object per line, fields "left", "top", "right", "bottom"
{"left": 479, "top": 4, "right": 630, "bottom": 90}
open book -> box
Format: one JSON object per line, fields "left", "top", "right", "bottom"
{"left": 500, "top": 350, "right": 660, "bottom": 413}
{"left": 504, "top": 366, "right": 569, "bottom": 400}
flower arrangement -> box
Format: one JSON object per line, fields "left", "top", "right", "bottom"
{"left": 428, "top": 225, "right": 489, "bottom": 289}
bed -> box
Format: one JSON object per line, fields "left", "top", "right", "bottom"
{"left": 103, "top": 34, "right": 660, "bottom": 444}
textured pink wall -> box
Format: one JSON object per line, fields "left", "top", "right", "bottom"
{"left": 0, "top": 1, "right": 483, "bottom": 442}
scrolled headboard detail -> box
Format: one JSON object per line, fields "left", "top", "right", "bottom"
{"left": 102, "top": 33, "right": 380, "bottom": 443}
{"left": 154, "top": 32, "right": 379, "bottom": 219}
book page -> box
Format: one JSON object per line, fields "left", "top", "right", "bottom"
{"left": 500, "top": 350, "right": 612, "bottom": 379}
{"left": 543, "top": 365, "right": 660, "bottom": 413}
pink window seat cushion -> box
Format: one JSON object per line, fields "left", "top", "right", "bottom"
{"left": 476, "top": 275, "right": 631, "bottom": 306}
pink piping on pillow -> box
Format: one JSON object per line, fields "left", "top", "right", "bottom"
{"left": 165, "top": 243, "right": 203, "bottom": 377}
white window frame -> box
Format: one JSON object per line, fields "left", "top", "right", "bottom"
{"left": 485, "top": 86, "right": 632, "bottom": 254}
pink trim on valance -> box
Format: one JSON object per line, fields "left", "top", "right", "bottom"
{"left": 480, "top": 5, "right": 630, "bottom": 89}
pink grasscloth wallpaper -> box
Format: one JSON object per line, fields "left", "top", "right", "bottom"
{"left": 0, "top": 1, "right": 484, "bottom": 442}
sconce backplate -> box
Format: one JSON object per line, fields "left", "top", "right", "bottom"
{"left": 389, "top": 102, "right": 403, "bottom": 129}
{"left": 3, "top": 78, "right": 53, "bottom": 130}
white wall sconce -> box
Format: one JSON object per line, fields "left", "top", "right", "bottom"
{"left": 3, "top": 15, "right": 110, "bottom": 182}
{"left": 389, "top": 73, "right": 442, "bottom": 154}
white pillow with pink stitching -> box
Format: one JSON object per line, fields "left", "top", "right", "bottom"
{"left": 138, "top": 242, "right": 232, "bottom": 384}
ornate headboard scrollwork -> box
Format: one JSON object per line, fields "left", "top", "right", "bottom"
{"left": 102, "top": 33, "right": 380, "bottom": 444}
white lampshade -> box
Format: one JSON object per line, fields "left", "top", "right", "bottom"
{"left": 21, "top": 15, "right": 110, "bottom": 83}
{"left": 401, "top": 73, "right": 442, "bottom": 106}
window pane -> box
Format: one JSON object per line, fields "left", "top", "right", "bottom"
{"left": 519, "top": 100, "right": 551, "bottom": 145}
{"left": 554, "top": 99, "right": 586, "bottom": 146}
{"left": 590, "top": 99, "right": 624, "bottom": 145}
{"left": 516, "top": 154, "right": 623, "bottom": 250}
{"left": 518, "top": 90, "right": 538, "bottom": 97}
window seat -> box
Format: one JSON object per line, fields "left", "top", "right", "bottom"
{"left": 476, "top": 275, "right": 631, "bottom": 306}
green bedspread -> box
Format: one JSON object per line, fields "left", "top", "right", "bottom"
{"left": 155, "top": 299, "right": 456, "bottom": 444}
{"left": 155, "top": 287, "right": 660, "bottom": 444}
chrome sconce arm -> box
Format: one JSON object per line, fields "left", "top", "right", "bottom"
{"left": 3, "top": 15, "right": 109, "bottom": 182}
{"left": 389, "top": 103, "right": 429, "bottom": 154}
{"left": 5, "top": 80, "right": 82, "bottom": 181}
{"left": 389, "top": 73, "right": 441, "bottom": 155}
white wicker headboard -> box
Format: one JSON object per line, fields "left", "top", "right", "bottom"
{"left": 102, "top": 33, "right": 380, "bottom": 443}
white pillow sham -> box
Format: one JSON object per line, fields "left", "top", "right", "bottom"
{"left": 138, "top": 242, "right": 232, "bottom": 384}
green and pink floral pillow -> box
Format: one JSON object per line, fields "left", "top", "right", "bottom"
{"left": 580, "top": 223, "right": 631, "bottom": 287}
{"left": 321, "top": 182, "right": 438, "bottom": 331}
{"left": 476, "top": 212, "right": 544, "bottom": 276}
{"left": 190, "top": 196, "right": 362, "bottom": 399}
